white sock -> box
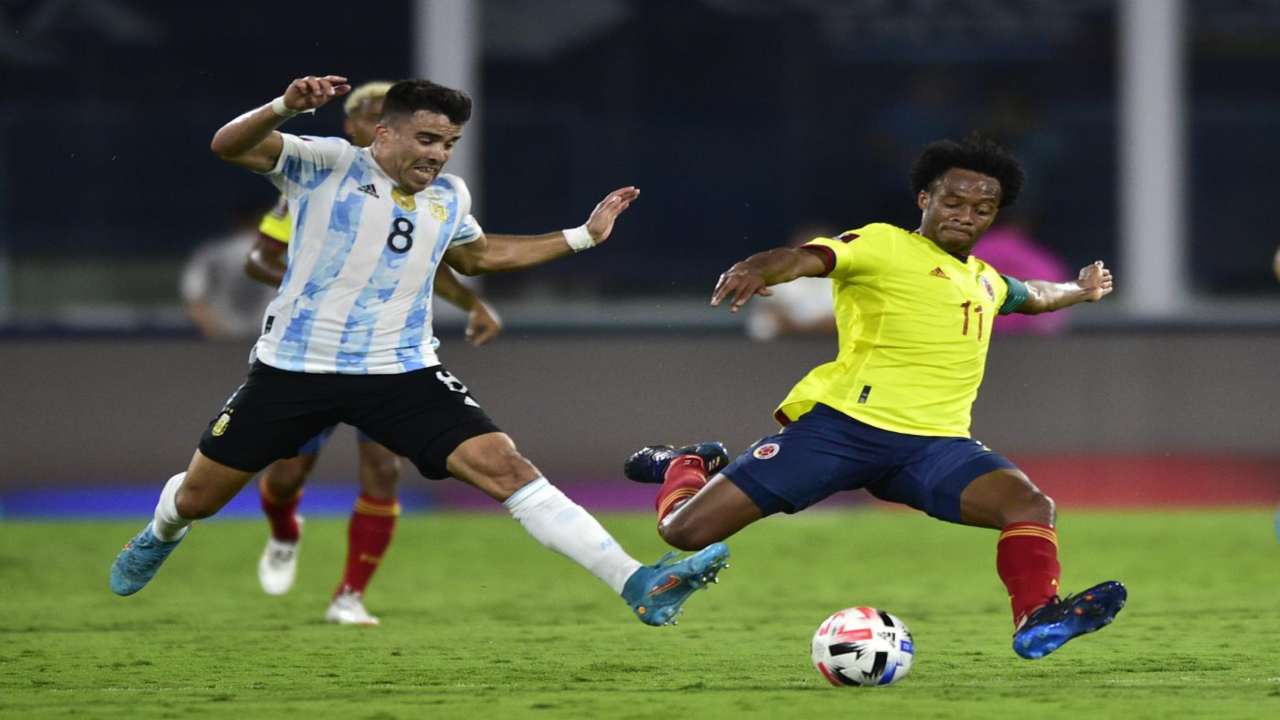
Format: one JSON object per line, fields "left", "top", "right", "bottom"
{"left": 503, "top": 477, "right": 643, "bottom": 595}
{"left": 152, "top": 472, "right": 191, "bottom": 542}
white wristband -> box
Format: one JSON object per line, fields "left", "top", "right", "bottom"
{"left": 269, "top": 96, "right": 314, "bottom": 119}
{"left": 562, "top": 225, "right": 595, "bottom": 252}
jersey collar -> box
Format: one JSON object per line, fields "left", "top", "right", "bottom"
{"left": 912, "top": 229, "right": 977, "bottom": 270}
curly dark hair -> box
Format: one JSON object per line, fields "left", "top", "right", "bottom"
{"left": 910, "top": 134, "right": 1024, "bottom": 208}
{"left": 381, "top": 79, "right": 472, "bottom": 125}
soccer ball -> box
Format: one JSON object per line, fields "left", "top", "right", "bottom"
{"left": 811, "top": 606, "right": 914, "bottom": 687}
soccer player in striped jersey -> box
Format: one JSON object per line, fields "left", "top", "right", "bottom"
{"left": 246, "top": 81, "right": 503, "bottom": 626}
{"left": 625, "top": 136, "right": 1126, "bottom": 658}
{"left": 111, "top": 75, "right": 729, "bottom": 628}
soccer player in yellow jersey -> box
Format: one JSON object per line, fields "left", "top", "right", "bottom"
{"left": 245, "top": 81, "right": 503, "bottom": 626}
{"left": 625, "top": 136, "right": 1125, "bottom": 661}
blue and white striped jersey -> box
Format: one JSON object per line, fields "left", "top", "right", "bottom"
{"left": 253, "top": 133, "right": 482, "bottom": 374}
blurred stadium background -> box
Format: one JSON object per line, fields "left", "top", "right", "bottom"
{"left": 1, "top": 0, "right": 1278, "bottom": 516}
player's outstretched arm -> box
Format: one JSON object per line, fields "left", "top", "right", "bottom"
{"left": 433, "top": 268, "right": 503, "bottom": 346}
{"left": 710, "top": 247, "right": 829, "bottom": 313}
{"left": 1018, "top": 260, "right": 1114, "bottom": 314}
{"left": 443, "top": 186, "right": 639, "bottom": 275}
{"left": 210, "top": 75, "right": 351, "bottom": 172}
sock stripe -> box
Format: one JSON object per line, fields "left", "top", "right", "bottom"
{"left": 1000, "top": 527, "right": 1057, "bottom": 539}
{"left": 657, "top": 488, "right": 699, "bottom": 519}
{"left": 999, "top": 529, "right": 1059, "bottom": 546}
{"left": 999, "top": 526, "right": 1057, "bottom": 538}
{"left": 354, "top": 498, "right": 401, "bottom": 517}
{"left": 999, "top": 528, "right": 1058, "bottom": 541}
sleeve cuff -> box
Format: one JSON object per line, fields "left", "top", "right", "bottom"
{"left": 260, "top": 132, "right": 295, "bottom": 176}
{"left": 799, "top": 245, "right": 836, "bottom": 277}
{"left": 998, "top": 274, "right": 1030, "bottom": 314}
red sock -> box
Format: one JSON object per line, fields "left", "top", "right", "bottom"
{"left": 655, "top": 456, "right": 708, "bottom": 524}
{"left": 337, "top": 494, "right": 399, "bottom": 596}
{"left": 259, "top": 478, "right": 302, "bottom": 542}
{"left": 996, "top": 522, "right": 1062, "bottom": 627}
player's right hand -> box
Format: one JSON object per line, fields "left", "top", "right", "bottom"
{"left": 711, "top": 263, "right": 773, "bottom": 313}
{"left": 282, "top": 75, "right": 352, "bottom": 112}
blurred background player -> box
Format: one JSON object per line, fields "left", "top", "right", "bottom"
{"left": 626, "top": 136, "right": 1125, "bottom": 660}
{"left": 245, "top": 80, "right": 504, "bottom": 626}
{"left": 180, "top": 206, "right": 277, "bottom": 340}
{"left": 745, "top": 224, "right": 836, "bottom": 342}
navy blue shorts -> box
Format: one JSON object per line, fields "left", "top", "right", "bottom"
{"left": 722, "top": 404, "right": 1017, "bottom": 523}
{"left": 297, "top": 426, "right": 375, "bottom": 456}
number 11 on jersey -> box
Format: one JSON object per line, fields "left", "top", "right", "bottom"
{"left": 960, "top": 301, "right": 984, "bottom": 340}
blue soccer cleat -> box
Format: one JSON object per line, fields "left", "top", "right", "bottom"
{"left": 1012, "top": 580, "right": 1127, "bottom": 659}
{"left": 109, "top": 522, "right": 187, "bottom": 596}
{"left": 622, "top": 542, "right": 730, "bottom": 626}
{"left": 623, "top": 442, "right": 730, "bottom": 484}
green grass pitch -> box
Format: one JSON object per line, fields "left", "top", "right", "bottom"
{"left": 2, "top": 508, "right": 1278, "bottom": 719}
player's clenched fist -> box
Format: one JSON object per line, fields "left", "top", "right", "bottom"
{"left": 282, "top": 75, "right": 352, "bottom": 112}
{"left": 1077, "top": 260, "right": 1113, "bottom": 302}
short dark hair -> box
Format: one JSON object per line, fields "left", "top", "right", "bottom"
{"left": 381, "top": 79, "right": 472, "bottom": 125}
{"left": 910, "top": 134, "right": 1024, "bottom": 208}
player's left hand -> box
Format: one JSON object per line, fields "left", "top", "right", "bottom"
{"left": 465, "top": 300, "right": 503, "bottom": 347}
{"left": 1077, "top": 260, "right": 1114, "bottom": 302}
{"left": 584, "top": 187, "right": 641, "bottom": 244}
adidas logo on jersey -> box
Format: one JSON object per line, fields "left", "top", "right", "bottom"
{"left": 929, "top": 267, "right": 950, "bottom": 279}
{"left": 356, "top": 183, "right": 379, "bottom": 198}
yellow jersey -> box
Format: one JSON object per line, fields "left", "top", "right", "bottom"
{"left": 776, "top": 223, "right": 1022, "bottom": 437}
{"left": 258, "top": 195, "right": 292, "bottom": 244}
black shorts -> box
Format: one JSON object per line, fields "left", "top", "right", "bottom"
{"left": 197, "top": 361, "right": 500, "bottom": 479}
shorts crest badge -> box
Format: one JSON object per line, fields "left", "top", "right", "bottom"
{"left": 753, "top": 442, "right": 781, "bottom": 460}
{"left": 211, "top": 411, "right": 232, "bottom": 437}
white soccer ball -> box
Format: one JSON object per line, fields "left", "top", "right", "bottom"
{"left": 811, "top": 606, "right": 914, "bottom": 687}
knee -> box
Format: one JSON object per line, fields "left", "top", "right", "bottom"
{"left": 1004, "top": 485, "right": 1056, "bottom": 527}
{"left": 658, "top": 515, "right": 712, "bottom": 552}
{"left": 360, "top": 455, "right": 401, "bottom": 497}
{"left": 483, "top": 447, "right": 539, "bottom": 498}
{"left": 262, "top": 460, "right": 308, "bottom": 497}
{"left": 175, "top": 485, "right": 219, "bottom": 520}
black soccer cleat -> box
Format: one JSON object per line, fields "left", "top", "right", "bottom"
{"left": 623, "top": 442, "right": 730, "bottom": 484}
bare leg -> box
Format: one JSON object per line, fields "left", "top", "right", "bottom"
{"left": 260, "top": 453, "right": 318, "bottom": 501}
{"left": 659, "top": 474, "right": 764, "bottom": 551}
{"left": 176, "top": 450, "right": 256, "bottom": 519}
{"left": 959, "top": 468, "right": 1055, "bottom": 529}
{"left": 356, "top": 440, "right": 401, "bottom": 500}
{"left": 445, "top": 432, "right": 542, "bottom": 501}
